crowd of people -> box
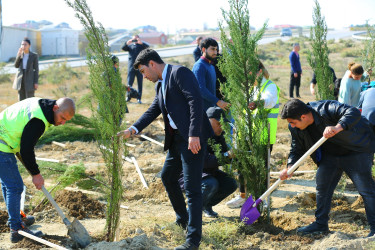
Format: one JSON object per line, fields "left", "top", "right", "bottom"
{"left": 1, "top": 34, "right": 375, "bottom": 249}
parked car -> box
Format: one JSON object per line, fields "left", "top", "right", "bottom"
{"left": 280, "top": 28, "right": 292, "bottom": 37}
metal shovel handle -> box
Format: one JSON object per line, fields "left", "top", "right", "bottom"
{"left": 41, "top": 186, "right": 71, "bottom": 227}
{"left": 258, "top": 136, "right": 327, "bottom": 202}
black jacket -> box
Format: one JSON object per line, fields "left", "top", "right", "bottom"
{"left": 288, "top": 100, "right": 375, "bottom": 166}
{"left": 121, "top": 42, "right": 149, "bottom": 69}
{"left": 133, "top": 65, "right": 213, "bottom": 151}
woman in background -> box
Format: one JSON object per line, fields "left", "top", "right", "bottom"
{"left": 338, "top": 62, "right": 371, "bottom": 106}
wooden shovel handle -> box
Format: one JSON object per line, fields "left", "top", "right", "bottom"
{"left": 258, "top": 136, "right": 327, "bottom": 202}
{"left": 41, "top": 186, "right": 71, "bottom": 226}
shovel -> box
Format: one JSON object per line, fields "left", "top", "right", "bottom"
{"left": 41, "top": 186, "right": 91, "bottom": 247}
{"left": 15, "top": 153, "right": 91, "bottom": 247}
{"left": 240, "top": 136, "right": 327, "bottom": 225}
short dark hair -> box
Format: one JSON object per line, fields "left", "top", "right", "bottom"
{"left": 111, "top": 55, "right": 119, "bottom": 64}
{"left": 201, "top": 37, "right": 218, "bottom": 50}
{"left": 133, "top": 48, "right": 164, "bottom": 70}
{"left": 23, "top": 37, "right": 31, "bottom": 45}
{"left": 280, "top": 99, "right": 311, "bottom": 120}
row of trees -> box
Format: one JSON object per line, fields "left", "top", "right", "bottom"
{"left": 63, "top": 0, "right": 375, "bottom": 240}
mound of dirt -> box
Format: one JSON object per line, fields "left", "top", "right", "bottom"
{"left": 86, "top": 234, "right": 162, "bottom": 250}
{"left": 124, "top": 182, "right": 169, "bottom": 202}
{"left": 311, "top": 232, "right": 375, "bottom": 249}
{"left": 54, "top": 190, "right": 106, "bottom": 219}
{"left": 295, "top": 192, "right": 316, "bottom": 208}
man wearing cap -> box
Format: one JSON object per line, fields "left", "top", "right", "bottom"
{"left": 0, "top": 97, "right": 75, "bottom": 243}
{"left": 178, "top": 107, "right": 237, "bottom": 218}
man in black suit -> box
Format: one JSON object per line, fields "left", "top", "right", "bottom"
{"left": 118, "top": 49, "right": 213, "bottom": 250}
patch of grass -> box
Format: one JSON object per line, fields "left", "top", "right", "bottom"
{"left": 37, "top": 125, "right": 96, "bottom": 144}
{"left": 201, "top": 219, "right": 241, "bottom": 248}
{"left": 0, "top": 62, "right": 12, "bottom": 84}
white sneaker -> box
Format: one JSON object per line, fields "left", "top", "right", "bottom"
{"left": 226, "top": 195, "right": 246, "bottom": 208}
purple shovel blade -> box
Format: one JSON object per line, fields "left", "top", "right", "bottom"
{"left": 240, "top": 195, "right": 262, "bottom": 225}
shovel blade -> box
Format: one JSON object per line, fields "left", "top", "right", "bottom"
{"left": 240, "top": 195, "right": 262, "bottom": 225}
{"left": 67, "top": 218, "right": 91, "bottom": 248}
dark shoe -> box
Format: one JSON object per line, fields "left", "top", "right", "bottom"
{"left": 367, "top": 230, "right": 375, "bottom": 237}
{"left": 203, "top": 207, "right": 218, "bottom": 218}
{"left": 174, "top": 241, "right": 199, "bottom": 250}
{"left": 11, "top": 227, "right": 43, "bottom": 243}
{"left": 6, "top": 215, "right": 35, "bottom": 227}
{"left": 297, "top": 95, "right": 301, "bottom": 98}
{"left": 297, "top": 222, "right": 329, "bottom": 235}
{"left": 137, "top": 99, "right": 142, "bottom": 104}
{"left": 126, "top": 96, "right": 131, "bottom": 102}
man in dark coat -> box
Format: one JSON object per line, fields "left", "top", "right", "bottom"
{"left": 13, "top": 37, "right": 39, "bottom": 101}
{"left": 118, "top": 49, "right": 213, "bottom": 250}
{"left": 280, "top": 98, "right": 375, "bottom": 237}
{"left": 122, "top": 34, "right": 149, "bottom": 103}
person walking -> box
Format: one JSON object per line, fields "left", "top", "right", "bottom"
{"left": 289, "top": 43, "right": 302, "bottom": 98}
{"left": 122, "top": 35, "right": 149, "bottom": 104}
{"left": 280, "top": 98, "right": 375, "bottom": 237}
{"left": 0, "top": 97, "right": 75, "bottom": 243}
{"left": 118, "top": 49, "right": 213, "bottom": 250}
{"left": 13, "top": 37, "right": 39, "bottom": 101}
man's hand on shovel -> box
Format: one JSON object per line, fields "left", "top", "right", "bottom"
{"left": 32, "top": 174, "right": 44, "bottom": 190}
{"left": 323, "top": 124, "right": 343, "bottom": 138}
{"left": 279, "top": 166, "right": 293, "bottom": 181}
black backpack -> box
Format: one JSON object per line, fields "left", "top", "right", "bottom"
{"left": 333, "top": 78, "right": 342, "bottom": 100}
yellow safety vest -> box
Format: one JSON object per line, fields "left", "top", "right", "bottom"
{"left": 259, "top": 79, "right": 280, "bottom": 145}
{"left": 0, "top": 97, "right": 52, "bottom": 153}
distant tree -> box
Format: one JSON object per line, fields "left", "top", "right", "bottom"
{"left": 361, "top": 21, "right": 375, "bottom": 83}
{"left": 65, "top": 0, "right": 127, "bottom": 242}
{"left": 219, "top": 0, "right": 269, "bottom": 204}
{"left": 307, "top": 0, "right": 335, "bottom": 100}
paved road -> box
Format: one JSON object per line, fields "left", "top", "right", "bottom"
{"left": 2, "top": 29, "right": 358, "bottom": 74}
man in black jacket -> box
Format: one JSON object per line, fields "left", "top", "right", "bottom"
{"left": 117, "top": 49, "right": 213, "bottom": 250}
{"left": 122, "top": 35, "right": 149, "bottom": 103}
{"left": 280, "top": 98, "right": 375, "bottom": 237}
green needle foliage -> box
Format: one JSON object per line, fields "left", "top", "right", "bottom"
{"left": 219, "top": 0, "right": 269, "bottom": 202}
{"left": 65, "top": 0, "right": 127, "bottom": 241}
{"left": 308, "top": 0, "right": 335, "bottom": 100}
{"left": 362, "top": 21, "right": 375, "bottom": 82}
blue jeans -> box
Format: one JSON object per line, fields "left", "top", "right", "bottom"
{"left": 0, "top": 151, "right": 24, "bottom": 230}
{"left": 127, "top": 68, "right": 143, "bottom": 100}
{"left": 202, "top": 171, "right": 237, "bottom": 209}
{"left": 161, "top": 133, "right": 206, "bottom": 247}
{"left": 315, "top": 151, "right": 375, "bottom": 230}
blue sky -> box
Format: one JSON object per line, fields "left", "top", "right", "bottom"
{"left": 3, "top": 0, "right": 375, "bottom": 33}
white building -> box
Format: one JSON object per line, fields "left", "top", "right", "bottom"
{"left": 40, "top": 25, "right": 79, "bottom": 57}
{"left": 0, "top": 26, "right": 39, "bottom": 62}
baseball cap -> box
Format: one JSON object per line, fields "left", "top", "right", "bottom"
{"left": 206, "top": 107, "right": 229, "bottom": 122}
